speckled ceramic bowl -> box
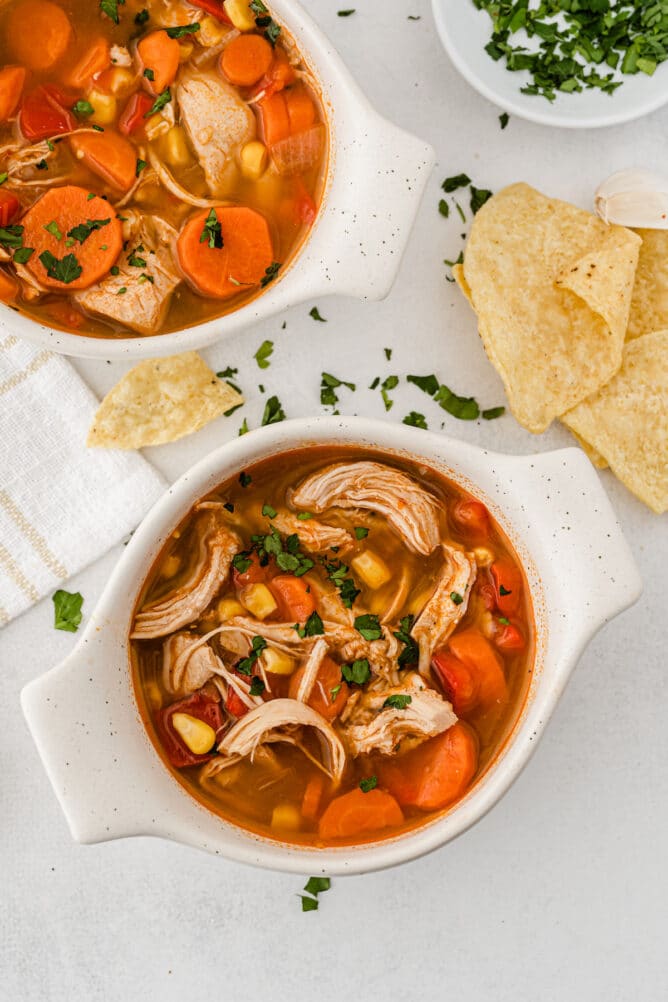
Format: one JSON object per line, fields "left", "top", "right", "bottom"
{"left": 21, "top": 417, "right": 642, "bottom": 874}
{"left": 0, "top": 0, "right": 434, "bottom": 360}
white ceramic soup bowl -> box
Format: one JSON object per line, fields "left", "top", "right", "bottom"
{"left": 0, "top": 0, "right": 434, "bottom": 361}
{"left": 21, "top": 417, "right": 641, "bottom": 875}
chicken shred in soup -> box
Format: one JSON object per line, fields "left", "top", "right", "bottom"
{"left": 0, "top": 0, "right": 326, "bottom": 337}
{"left": 130, "top": 448, "right": 534, "bottom": 847}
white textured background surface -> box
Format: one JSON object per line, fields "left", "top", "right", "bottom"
{"left": 2, "top": 1, "right": 666, "bottom": 999}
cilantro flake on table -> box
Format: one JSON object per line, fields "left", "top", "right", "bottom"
{"left": 52, "top": 589, "right": 83, "bottom": 632}
{"left": 309, "top": 306, "right": 327, "bottom": 322}
{"left": 321, "top": 372, "right": 355, "bottom": 408}
{"left": 254, "top": 339, "right": 274, "bottom": 369}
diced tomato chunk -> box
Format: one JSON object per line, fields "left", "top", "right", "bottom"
{"left": 289, "top": 655, "right": 348, "bottom": 720}
{"left": 447, "top": 629, "right": 508, "bottom": 712}
{"left": 450, "top": 497, "right": 490, "bottom": 540}
{"left": 490, "top": 557, "right": 523, "bottom": 616}
{"left": 494, "top": 623, "right": 525, "bottom": 652}
{"left": 378, "top": 723, "right": 479, "bottom": 811}
{"left": 431, "top": 649, "right": 479, "bottom": 715}
{"left": 118, "top": 91, "right": 155, "bottom": 136}
{"left": 156, "top": 691, "right": 223, "bottom": 768}
{"left": 0, "top": 190, "right": 20, "bottom": 226}
{"left": 232, "top": 552, "right": 269, "bottom": 588}
{"left": 225, "top": 686, "right": 250, "bottom": 719}
{"left": 19, "top": 84, "right": 76, "bottom": 141}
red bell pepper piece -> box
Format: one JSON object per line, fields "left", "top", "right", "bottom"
{"left": 118, "top": 91, "right": 156, "bottom": 136}
{"left": 156, "top": 691, "right": 224, "bottom": 768}
{"left": 450, "top": 497, "right": 490, "bottom": 540}
{"left": 0, "top": 190, "right": 20, "bottom": 227}
{"left": 490, "top": 557, "right": 523, "bottom": 616}
{"left": 494, "top": 622, "right": 525, "bottom": 652}
{"left": 190, "top": 0, "right": 232, "bottom": 22}
{"left": 19, "top": 85, "right": 76, "bottom": 141}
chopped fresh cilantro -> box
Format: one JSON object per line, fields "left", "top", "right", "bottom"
{"left": 297, "top": 512, "right": 313, "bottom": 521}
{"left": 380, "top": 374, "right": 398, "bottom": 411}
{"left": 470, "top": 186, "right": 493, "bottom": 214}
{"left": 300, "top": 895, "right": 319, "bottom": 912}
{"left": 38, "top": 250, "right": 82, "bottom": 284}
{"left": 383, "top": 694, "right": 412, "bottom": 710}
{"left": 237, "top": 636, "right": 267, "bottom": 675}
{"left": 338, "top": 8, "right": 355, "bottom": 15}
{"left": 0, "top": 226, "right": 24, "bottom": 249}
{"left": 232, "top": 552, "right": 252, "bottom": 573}
{"left": 403, "top": 411, "right": 427, "bottom": 429}
{"left": 254, "top": 339, "right": 274, "bottom": 369}
{"left": 0, "top": 173, "right": 7, "bottom": 185}
{"left": 341, "top": 659, "right": 371, "bottom": 685}
{"left": 394, "top": 614, "right": 418, "bottom": 666}
{"left": 239, "top": 472, "right": 252, "bottom": 488}
{"left": 321, "top": 371, "right": 355, "bottom": 408}
{"left": 354, "top": 613, "right": 382, "bottom": 641}
{"left": 498, "top": 616, "right": 510, "bottom": 626}
{"left": 261, "top": 395, "right": 285, "bottom": 426}
{"left": 100, "top": 0, "right": 125, "bottom": 24}
{"left": 13, "top": 247, "right": 34, "bottom": 264}
{"left": 438, "top": 199, "right": 450, "bottom": 218}
{"left": 144, "top": 88, "right": 171, "bottom": 118}
{"left": 330, "top": 684, "right": 341, "bottom": 701}
{"left": 110, "top": 265, "right": 120, "bottom": 276}
{"left": 322, "top": 557, "right": 360, "bottom": 609}
{"left": 52, "top": 589, "right": 83, "bottom": 632}
{"left": 354, "top": 526, "right": 368, "bottom": 540}
{"left": 442, "top": 173, "right": 471, "bottom": 193}
{"left": 72, "top": 100, "right": 94, "bottom": 118}
{"left": 499, "top": 584, "right": 512, "bottom": 596}
{"left": 143, "top": 68, "right": 155, "bottom": 81}
{"left": 216, "top": 366, "right": 238, "bottom": 379}
{"left": 116, "top": 287, "right": 127, "bottom": 295}
{"left": 165, "top": 23, "right": 200, "bottom": 38}
{"left": 249, "top": 675, "right": 265, "bottom": 696}
{"left": 67, "top": 218, "right": 110, "bottom": 244}
{"left": 359, "top": 775, "right": 378, "bottom": 793}
{"left": 309, "top": 306, "right": 326, "bottom": 322}
{"left": 262, "top": 504, "right": 277, "bottom": 519}
{"left": 260, "top": 261, "right": 281, "bottom": 287}
{"left": 407, "top": 13, "right": 421, "bottom": 19}
{"left": 304, "top": 876, "right": 331, "bottom": 895}
{"left": 135, "top": 7, "right": 149, "bottom": 24}
{"left": 407, "top": 373, "right": 439, "bottom": 396}
{"left": 482, "top": 406, "right": 506, "bottom": 420}
{"left": 35, "top": 160, "right": 48, "bottom": 170}
{"left": 238, "top": 418, "right": 249, "bottom": 436}
{"left": 369, "top": 376, "right": 380, "bottom": 390}
{"left": 200, "top": 208, "right": 223, "bottom": 249}
{"left": 303, "top": 610, "right": 324, "bottom": 636}
{"left": 136, "top": 158, "right": 147, "bottom": 177}
{"left": 384, "top": 347, "right": 392, "bottom": 360}
{"left": 435, "top": 384, "right": 480, "bottom": 420}
{"left": 499, "top": 112, "right": 509, "bottom": 129}
{"left": 44, "top": 221, "right": 62, "bottom": 240}
{"left": 127, "top": 250, "right": 147, "bottom": 268}
{"left": 450, "top": 591, "right": 464, "bottom": 605}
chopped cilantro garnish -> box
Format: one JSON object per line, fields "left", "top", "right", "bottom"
{"left": 407, "top": 373, "right": 439, "bottom": 396}
{"left": 499, "top": 584, "right": 512, "bottom": 596}
{"left": 249, "top": 675, "right": 265, "bottom": 696}
{"left": 0, "top": 226, "right": 24, "bottom": 249}
{"left": 35, "top": 160, "right": 48, "bottom": 170}
{"left": 303, "top": 610, "right": 324, "bottom": 636}
{"left": 232, "top": 552, "right": 252, "bottom": 573}
{"left": 403, "top": 411, "right": 427, "bottom": 429}
{"left": 127, "top": 250, "right": 147, "bottom": 268}
{"left": 297, "top": 512, "right": 312, "bottom": 521}
{"left": 261, "top": 395, "right": 285, "bottom": 426}
{"left": 380, "top": 374, "right": 398, "bottom": 411}
{"left": 338, "top": 8, "right": 356, "bottom": 15}
{"left": 341, "top": 659, "right": 371, "bottom": 685}
{"left": 67, "top": 218, "right": 111, "bottom": 244}
{"left": 143, "top": 68, "right": 155, "bottom": 81}
{"left": 44, "top": 221, "right": 62, "bottom": 240}
{"left": 300, "top": 895, "right": 318, "bottom": 912}
{"left": 435, "top": 384, "right": 480, "bottom": 420}
{"left": 394, "top": 614, "right": 418, "bottom": 666}
{"left": 239, "top": 472, "right": 252, "bottom": 488}
{"left": 116, "top": 287, "right": 127, "bottom": 295}
{"left": 383, "top": 694, "right": 412, "bottom": 710}
{"left": 254, "top": 339, "right": 274, "bottom": 369}
{"left": 136, "top": 158, "right": 147, "bottom": 177}
{"left": 144, "top": 88, "right": 171, "bottom": 118}
{"left": 217, "top": 366, "right": 238, "bottom": 379}
{"left": 38, "top": 250, "right": 82, "bottom": 284}
{"left": 262, "top": 504, "right": 277, "bottom": 518}
{"left": 384, "top": 347, "right": 392, "bottom": 360}
{"left": 236, "top": 635, "right": 267, "bottom": 675}
{"left": 330, "top": 684, "right": 341, "bottom": 701}
{"left": 499, "top": 112, "right": 509, "bottom": 129}
{"left": 359, "top": 775, "right": 377, "bottom": 793}
{"left": 482, "top": 406, "right": 506, "bottom": 420}
{"left": 442, "top": 173, "right": 471, "bottom": 193}
{"left": 321, "top": 371, "right": 355, "bottom": 407}
{"left": 309, "top": 306, "right": 327, "bottom": 322}
{"left": 165, "top": 23, "right": 200, "bottom": 38}
{"left": 450, "top": 591, "right": 464, "bottom": 605}
{"left": 498, "top": 616, "right": 510, "bottom": 626}
{"left": 238, "top": 418, "right": 249, "bottom": 436}
{"left": 100, "top": 0, "right": 124, "bottom": 25}
{"left": 200, "top": 208, "right": 223, "bottom": 249}
{"left": 13, "top": 247, "right": 34, "bottom": 264}
{"left": 52, "top": 589, "right": 83, "bottom": 632}
{"left": 354, "top": 613, "right": 382, "bottom": 641}
{"left": 0, "top": 173, "right": 7, "bottom": 185}
{"left": 321, "top": 557, "right": 360, "bottom": 609}
{"left": 134, "top": 7, "right": 149, "bottom": 24}
{"left": 72, "top": 100, "right": 94, "bottom": 118}
{"left": 304, "top": 876, "right": 331, "bottom": 895}
{"left": 260, "top": 261, "right": 281, "bottom": 287}
{"left": 354, "top": 526, "right": 368, "bottom": 540}
{"left": 470, "top": 186, "right": 493, "bottom": 214}
{"left": 438, "top": 198, "right": 450, "bottom": 218}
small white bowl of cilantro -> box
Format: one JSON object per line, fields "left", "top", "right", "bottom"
{"left": 432, "top": 0, "right": 668, "bottom": 128}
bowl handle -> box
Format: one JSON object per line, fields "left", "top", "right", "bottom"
{"left": 21, "top": 639, "right": 158, "bottom": 844}
{"left": 507, "top": 448, "right": 642, "bottom": 649}
{"left": 287, "top": 109, "right": 435, "bottom": 302}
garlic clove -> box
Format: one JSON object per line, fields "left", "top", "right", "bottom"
{"left": 595, "top": 168, "right": 668, "bottom": 229}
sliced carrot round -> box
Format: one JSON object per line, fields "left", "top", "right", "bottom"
{"left": 221, "top": 34, "right": 273, "bottom": 87}
{"left": 21, "top": 186, "right": 123, "bottom": 292}
{"left": 69, "top": 131, "right": 137, "bottom": 193}
{"left": 137, "top": 30, "right": 181, "bottom": 94}
{"left": 0, "top": 66, "right": 26, "bottom": 123}
{"left": 6, "top": 0, "right": 72, "bottom": 72}
{"left": 378, "top": 722, "right": 479, "bottom": 811}
{"left": 318, "top": 788, "right": 404, "bottom": 842}
{"left": 66, "top": 38, "right": 111, "bottom": 89}
{"left": 176, "top": 206, "right": 274, "bottom": 300}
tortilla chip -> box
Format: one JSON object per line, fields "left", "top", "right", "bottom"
{"left": 561, "top": 330, "right": 668, "bottom": 513}
{"left": 88, "top": 351, "right": 243, "bottom": 449}
{"left": 627, "top": 229, "right": 668, "bottom": 340}
{"left": 456, "top": 183, "right": 641, "bottom": 433}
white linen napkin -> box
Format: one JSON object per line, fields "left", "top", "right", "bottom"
{"left": 0, "top": 335, "right": 167, "bottom": 625}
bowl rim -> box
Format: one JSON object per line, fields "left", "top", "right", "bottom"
{"left": 431, "top": 0, "right": 668, "bottom": 129}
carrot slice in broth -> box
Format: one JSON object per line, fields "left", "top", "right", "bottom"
{"left": 0, "top": 66, "right": 26, "bottom": 123}
{"left": 6, "top": 0, "right": 72, "bottom": 72}
{"left": 66, "top": 38, "right": 111, "bottom": 89}
{"left": 69, "top": 131, "right": 138, "bottom": 192}
{"left": 137, "top": 30, "right": 181, "bottom": 95}
{"left": 21, "top": 186, "right": 123, "bottom": 291}
{"left": 176, "top": 206, "right": 274, "bottom": 300}
{"left": 318, "top": 788, "right": 404, "bottom": 841}
{"left": 221, "top": 34, "right": 273, "bottom": 87}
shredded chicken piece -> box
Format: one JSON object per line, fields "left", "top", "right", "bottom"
{"left": 131, "top": 515, "right": 240, "bottom": 638}
{"left": 412, "top": 546, "right": 477, "bottom": 675}
{"left": 381, "top": 564, "right": 411, "bottom": 624}
{"left": 75, "top": 215, "right": 181, "bottom": 335}
{"left": 162, "top": 631, "right": 218, "bottom": 696}
{"left": 339, "top": 673, "right": 457, "bottom": 757}
{"left": 293, "top": 638, "right": 328, "bottom": 703}
{"left": 177, "top": 67, "right": 255, "bottom": 196}
{"left": 289, "top": 461, "right": 442, "bottom": 555}
{"left": 272, "top": 511, "right": 354, "bottom": 554}
{"left": 110, "top": 44, "right": 132, "bottom": 66}
{"left": 147, "top": 147, "right": 227, "bottom": 208}
{"left": 2, "top": 129, "right": 99, "bottom": 188}
{"left": 218, "top": 698, "right": 346, "bottom": 781}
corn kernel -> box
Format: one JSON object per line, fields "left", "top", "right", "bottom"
{"left": 199, "top": 14, "right": 231, "bottom": 45}
{"left": 160, "top": 125, "right": 193, "bottom": 168}
{"left": 171, "top": 713, "right": 216, "bottom": 755}
{"left": 217, "top": 596, "right": 246, "bottom": 622}
{"left": 223, "top": 0, "right": 256, "bottom": 31}
{"left": 104, "top": 67, "right": 136, "bottom": 97}
{"left": 178, "top": 41, "right": 194, "bottom": 62}
{"left": 87, "top": 88, "right": 117, "bottom": 126}
{"left": 262, "top": 647, "right": 296, "bottom": 676}
{"left": 271, "top": 803, "right": 301, "bottom": 831}
{"left": 240, "top": 582, "right": 277, "bottom": 620}
{"left": 160, "top": 553, "right": 181, "bottom": 579}
{"left": 240, "top": 140, "right": 268, "bottom": 181}
{"left": 351, "top": 550, "right": 391, "bottom": 589}
{"left": 473, "top": 546, "right": 495, "bottom": 567}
